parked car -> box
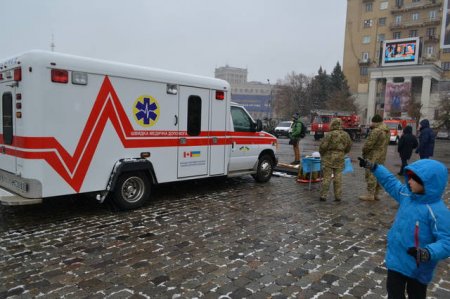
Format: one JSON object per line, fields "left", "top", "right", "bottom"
{"left": 274, "top": 121, "right": 293, "bottom": 138}
{"left": 436, "top": 130, "right": 449, "bottom": 139}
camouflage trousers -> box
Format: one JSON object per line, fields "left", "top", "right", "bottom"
{"left": 365, "top": 169, "right": 382, "bottom": 195}
{"left": 320, "top": 165, "right": 344, "bottom": 199}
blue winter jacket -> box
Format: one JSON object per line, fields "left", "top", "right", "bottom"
{"left": 373, "top": 159, "right": 450, "bottom": 284}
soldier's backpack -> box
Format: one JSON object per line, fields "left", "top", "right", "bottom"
{"left": 299, "top": 121, "right": 306, "bottom": 138}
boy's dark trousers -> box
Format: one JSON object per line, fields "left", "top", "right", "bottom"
{"left": 399, "top": 158, "right": 408, "bottom": 175}
{"left": 387, "top": 270, "right": 427, "bottom": 299}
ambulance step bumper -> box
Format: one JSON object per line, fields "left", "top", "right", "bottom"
{"left": 0, "top": 195, "right": 43, "bottom": 206}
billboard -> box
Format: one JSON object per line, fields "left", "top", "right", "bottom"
{"left": 382, "top": 38, "right": 419, "bottom": 66}
{"left": 441, "top": 0, "right": 450, "bottom": 49}
{"left": 384, "top": 82, "right": 411, "bottom": 115}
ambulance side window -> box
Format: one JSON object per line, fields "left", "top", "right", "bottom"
{"left": 187, "top": 96, "right": 201, "bottom": 136}
{"left": 2, "top": 93, "right": 13, "bottom": 145}
{"left": 231, "top": 106, "right": 253, "bottom": 132}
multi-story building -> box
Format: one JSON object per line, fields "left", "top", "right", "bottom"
{"left": 343, "top": 0, "right": 449, "bottom": 125}
{"left": 214, "top": 66, "right": 273, "bottom": 120}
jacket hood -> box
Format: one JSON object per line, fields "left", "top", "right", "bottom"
{"left": 330, "top": 118, "right": 342, "bottom": 131}
{"left": 403, "top": 125, "right": 413, "bottom": 134}
{"left": 404, "top": 159, "right": 448, "bottom": 203}
{"left": 419, "top": 119, "right": 430, "bottom": 129}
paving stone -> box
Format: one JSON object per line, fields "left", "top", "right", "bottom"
{"left": 0, "top": 139, "right": 449, "bottom": 298}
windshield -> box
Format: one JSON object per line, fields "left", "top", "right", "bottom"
{"left": 277, "top": 121, "right": 292, "bottom": 127}
{"left": 386, "top": 123, "right": 400, "bottom": 130}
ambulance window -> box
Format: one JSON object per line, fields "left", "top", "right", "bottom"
{"left": 2, "top": 93, "right": 13, "bottom": 145}
{"left": 231, "top": 106, "right": 253, "bottom": 132}
{"left": 187, "top": 96, "right": 201, "bottom": 136}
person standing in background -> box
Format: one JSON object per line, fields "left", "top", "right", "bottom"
{"left": 288, "top": 113, "right": 303, "bottom": 165}
{"left": 318, "top": 118, "right": 352, "bottom": 202}
{"left": 397, "top": 125, "right": 418, "bottom": 175}
{"left": 416, "top": 119, "right": 435, "bottom": 159}
{"left": 359, "top": 114, "right": 390, "bottom": 201}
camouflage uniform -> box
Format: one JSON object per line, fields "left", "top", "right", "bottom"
{"left": 319, "top": 118, "right": 352, "bottom": 200}
{"left": 362, "top": 122, "right": 390, "bottom": 197}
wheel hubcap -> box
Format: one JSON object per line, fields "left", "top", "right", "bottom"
{"left": 260, "top": 160, "right": 272, "bottom": 177}
{"left": 121, "top": 176, "right": 145, "bottom": 203}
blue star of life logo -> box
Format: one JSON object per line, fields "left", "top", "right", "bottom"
{"left": 133, "top": 95, "right": 160, "bottom": 127}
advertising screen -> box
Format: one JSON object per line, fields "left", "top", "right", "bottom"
{"left": 382, "top": 38, "right": 419, "bottom": 66}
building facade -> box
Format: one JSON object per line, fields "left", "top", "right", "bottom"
{"left": 343, "top": 0, "right": 450, "bottom": 125}
{"left": 214, "top": 66, "right": 273, "bottom": 120}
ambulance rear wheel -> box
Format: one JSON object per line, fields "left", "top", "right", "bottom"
{"left": 112, "top": 172, "right": 151, "bottom": 210}
{"left": 253, "top": 154, "right": 274, "bottom": 183}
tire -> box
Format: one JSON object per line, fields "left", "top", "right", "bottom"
{"left": 252, "top": 154, "right": 274, "bottom": 183}
{"left": 112, "top": 171, "right": 151, "bottom": 210}
{"left": 314, "top": 133, "right": 321, "bottom": 141}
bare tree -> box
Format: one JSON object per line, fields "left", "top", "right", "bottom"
{"left": 435, "top": 92, "right": 450, "bottom": 130}
{"left": 407, "top": 100, "right": 422, "bottom": 128}
{"left": 273, "top": 72, "right": 310, "bottom": 119}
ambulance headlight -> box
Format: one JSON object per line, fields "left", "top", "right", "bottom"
{"left": 72, "top": 71, "right": 88, "bottom": 85}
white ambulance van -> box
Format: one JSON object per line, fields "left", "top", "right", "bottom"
{"left": 0, "top": 50, "right": 277, "bottom": 210}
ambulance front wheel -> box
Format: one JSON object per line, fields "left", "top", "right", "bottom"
{"left": 253, "top": 154, "right": 274, "bottom": 183}
{"left": 112, "top": 172, "right": 151, "bottom": 210}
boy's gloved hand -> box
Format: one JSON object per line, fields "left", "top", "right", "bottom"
{"left": 407, "top": 247, "right": 430, "bottom": 263}
{"left": 357, "top": 157, "right": 377, "bottom": 170}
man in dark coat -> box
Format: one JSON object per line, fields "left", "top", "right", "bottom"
{"left": 416, "top": 119, "right": 435, "bottom": 159}
{"left": 397, "top": 125, "right": 418, "bottom": 175}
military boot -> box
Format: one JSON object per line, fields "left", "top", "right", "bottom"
{"left": 359, "top": 194, "right": 376, "bottom": 201}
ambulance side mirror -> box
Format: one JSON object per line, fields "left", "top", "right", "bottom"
{"left": 255, "top": 119, "right": 263, "bottom": 132}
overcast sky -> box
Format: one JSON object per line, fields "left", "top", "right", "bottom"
{"left": 1, "top": 0, "right": 346, "bottom": 83}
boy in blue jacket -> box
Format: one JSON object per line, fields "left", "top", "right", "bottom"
{"left": 358, "top": 157, "right": 450, "bottom": 299}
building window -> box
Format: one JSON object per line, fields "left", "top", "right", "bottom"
{"left": 380, "top": 1, "right": 389, "bottom": 10}
{"left": 360, "top": 66, "right": 368, "bottom": 76}
{"left": 425, "top": 46, "right": 435, "bottom": 58}
{"left": 363, "top": 19, "right": 373, "bottom": 28}
{"left": 393, "top": 32, "right": 401, "bottom": 39}
{"left": 442, "top": 62, "right": 450, "bottom": 70}
{"left": 365, "top": 2, "right": 373, "bottom": 12}
{"left": 426, "top": 27, "right": 436, "bottom": 37}
{"left": 379, "top": 17, "right": 386, "bottom": 26}
{"left": 377, "top": 34, "right": 385, "bottom": 41}
{"left": 409, "top": 30, "right": 418, "bottom": 37}
{"left": 361, "top": 52, "right": 370, "bottom": 62}
{"left": 395, "top": 0, "right": 404, "bottom": 8}
{"left": 443, "top": 48, "right": 450, "bottom": 53}
{"left": 362, "top": 36, "right": 371, "bottom": 44}
{"left": 412, "top": 13, "right": 419, "bottom": 22}
{"left": 412, "top": 0, "right": 420, "bottom": 2}
{"left": 395, "top": 15, "right": 402, "bottom": 25}
{"left": 429, "top": 10, "right": 437, "bottom": 20}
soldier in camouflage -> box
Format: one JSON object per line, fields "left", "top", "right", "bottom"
{"left": 359, "top": 114, "right": 390, "bottom": 201}
{"left": 319, "top": 118, "right": 352, "bottom": 202}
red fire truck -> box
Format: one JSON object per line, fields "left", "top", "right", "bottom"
{"left": 310, "top": 110, "right": 362, "bottom": 141}
{"left": 384, "top": 118, "right": 417, "bottom": 144}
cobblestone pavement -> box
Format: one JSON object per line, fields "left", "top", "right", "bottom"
{"left": 0, "top": 136, "right": 449, "bottom": 298}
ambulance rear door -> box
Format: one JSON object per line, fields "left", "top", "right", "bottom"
{"left": 0, "top": 85, "right": 17, "bottom": 174}
{"left": 177, "top": 86, "right": 210, "bottom": 178}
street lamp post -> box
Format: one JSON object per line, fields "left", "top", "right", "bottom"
{"left": 267, "top": 79, "right": 272, "bottom": 120}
